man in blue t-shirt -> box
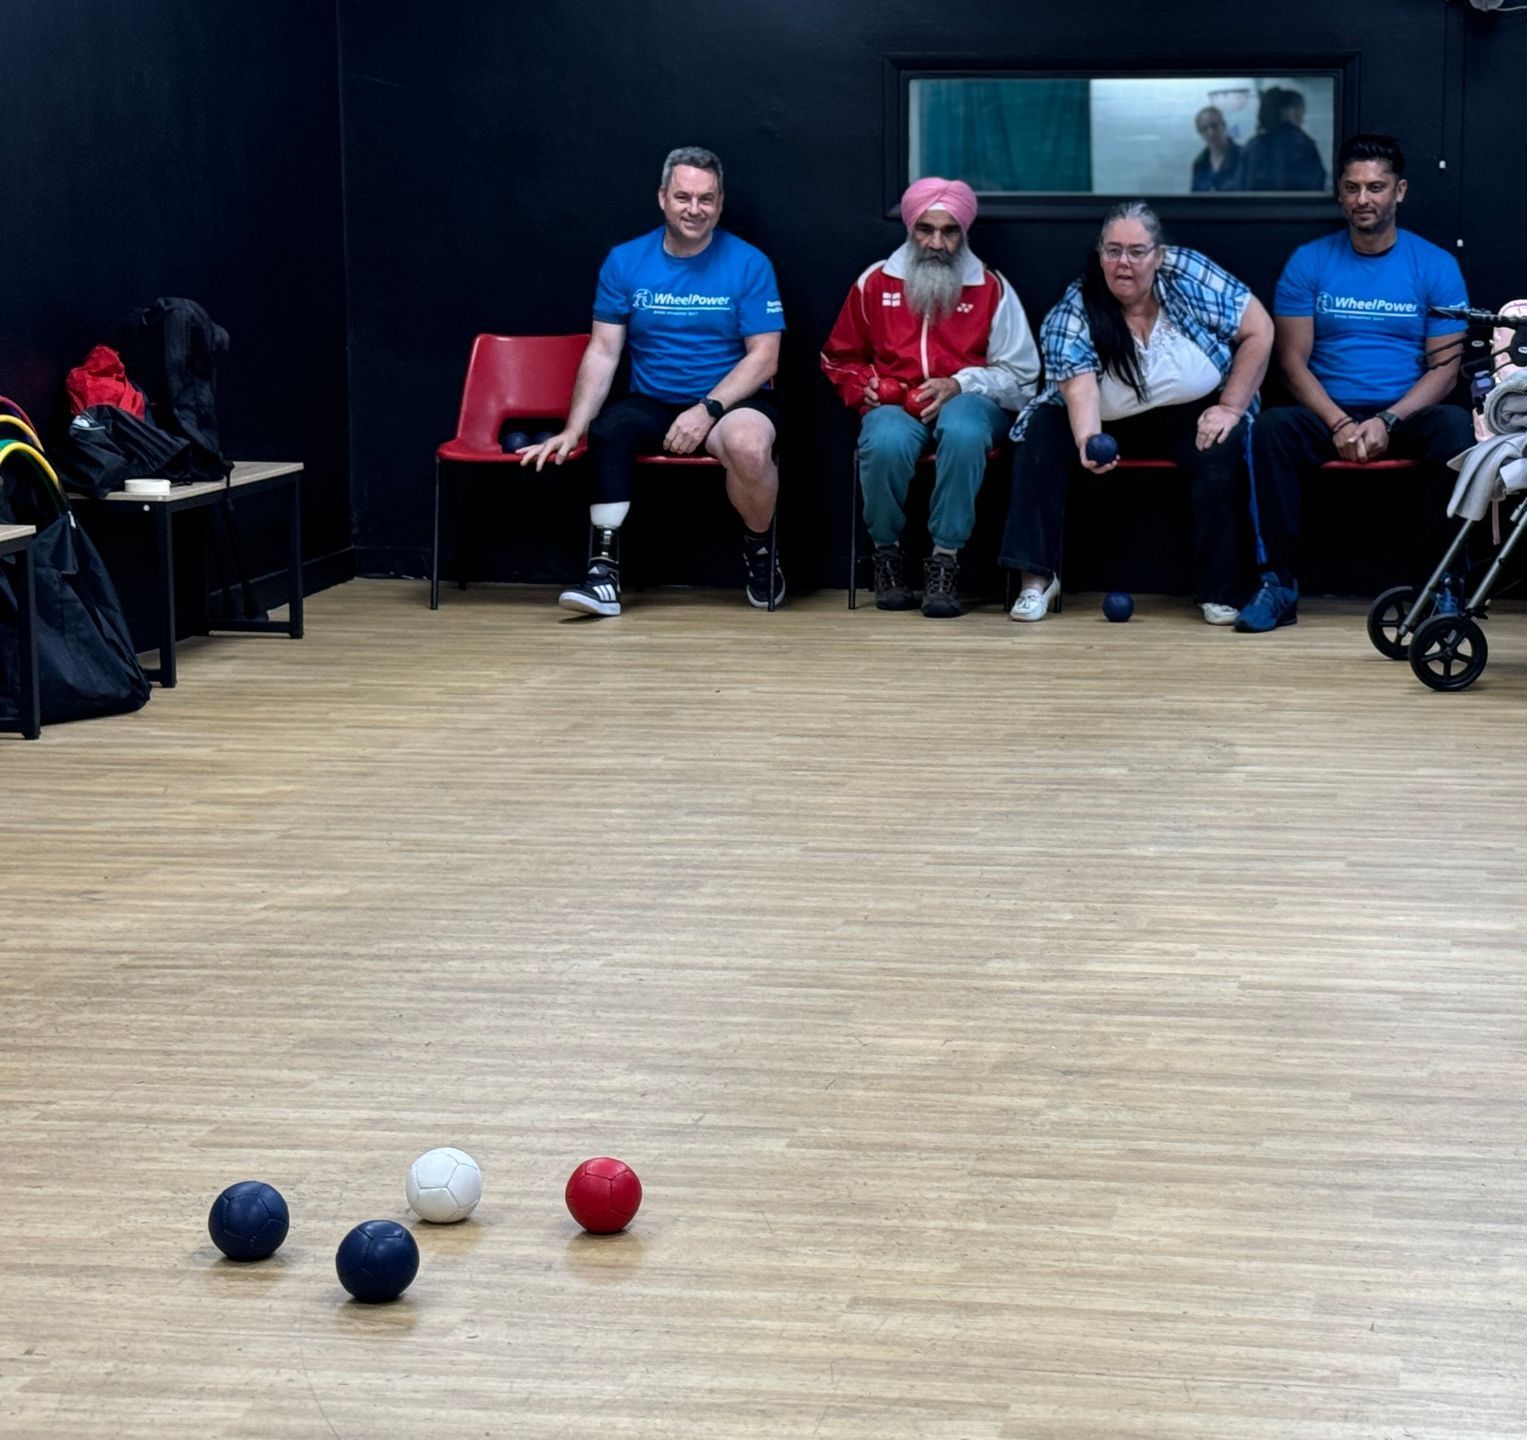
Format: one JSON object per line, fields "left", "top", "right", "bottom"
{"left": 521, "top": 146, "right": 787, "bottom": 617}
{"left": 1238, "top": 133, "right": 1475, "bottom": 632}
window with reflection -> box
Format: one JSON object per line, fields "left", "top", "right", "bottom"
{"left": 908, "top": 74, "right": 1339, "bottom": 197}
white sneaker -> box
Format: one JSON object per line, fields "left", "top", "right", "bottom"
{"left": 1009, "top": 575, "right": 1060, "bottom": 622}
{"left": 1201, "top": 602, "right": 1238, "bottom": 626}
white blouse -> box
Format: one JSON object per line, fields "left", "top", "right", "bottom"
{"left": 1097, "top": 312, "right": 1223, "bottom": 421}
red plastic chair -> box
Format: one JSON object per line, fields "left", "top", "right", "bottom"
{"left": 432, "top": 333, "right": 589, "bottom": 609}
{"left": 1318, "top": 459, "right": 1417, "bottom": 472}
{"left": 434, "top": 334, "right": 780, "bottom": 611}
{"left": 1072, "top": 456, "right": 1421, "bottom": 609}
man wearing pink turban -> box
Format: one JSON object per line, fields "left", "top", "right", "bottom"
{"left": 821, "top": 178, "right": 1038, "bottom": 617}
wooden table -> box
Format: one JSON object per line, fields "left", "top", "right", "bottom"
{"left": 0, "top": 523, "right": 40, "bottom": 739}
{"left": 88, "top": 461, "right": 303, "bottom": 688}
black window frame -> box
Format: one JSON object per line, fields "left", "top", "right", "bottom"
{"left": 885, "top": 53, "right": 1362, "bottom": 223}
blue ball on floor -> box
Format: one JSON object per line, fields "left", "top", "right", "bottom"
{"left": 208, "top": 1180, "right": 290, "bottom": 1261}
{"left": 336, "top": 1219, "right": 420, "bottom": 1303}
{"left": 1085, "top": 433, "right": 1119, "bottom": 465}
{"left": 1102, "top": 591, "right": 1134, "bottom": 623}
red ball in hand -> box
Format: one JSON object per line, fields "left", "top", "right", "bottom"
{"left": 565, "top": 1156, "right": 643, "bottom": 1234}
{"left": 903, "top": 387, "right": 930, "bottom": 417}
{"left": 874, "top": 376, "right": 904, "bottom": 406}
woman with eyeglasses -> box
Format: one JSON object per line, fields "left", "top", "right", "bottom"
{"left": 1190, "top": 107, "right": 1245, "bottom": 193}
{"left": 1001, "top": 201, "right": 1273, "bottom": 624}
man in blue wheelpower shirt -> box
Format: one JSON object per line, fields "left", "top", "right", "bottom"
{"left": 522, "top": 146, "right": 787, "bottom": 617}
{"left": 1238, "top": 133, "right": 1475, "bottom": 632}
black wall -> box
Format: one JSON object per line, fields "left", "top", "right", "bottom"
{"left": 340, "top": 0, "right": 1525, "bottom": 597}
{"left": 10, "top": 3, "right": 1525, "bottom": 605}
{"left": 4, "top": 1, "right": 350, "bottom": 633}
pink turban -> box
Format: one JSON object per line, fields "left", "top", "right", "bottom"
{"left": 900, "top": 177, "right": 977, "bottom": 234}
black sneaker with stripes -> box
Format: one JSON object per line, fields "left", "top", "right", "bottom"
{"left": 559, "top": 558, "right": 621, "bottom": 617}
{"left": 743, "top": 534, "right": 785, "bottom": 610}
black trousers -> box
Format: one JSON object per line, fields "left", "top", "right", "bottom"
{"left": 1250, "top": 403, "right": 1476, "bottom": 582}
{"left": 999, "top": 399, "right": 1245, "bottom": 605}
{"left": 586, "top": 392, "right": 782, "bottom": 504}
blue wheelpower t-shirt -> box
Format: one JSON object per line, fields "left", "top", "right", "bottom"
{"left": 593, "top": 227, "right": 786, "bottom": 403}
{"left": 1273, "top": 229, "right": 1468, "bottom": 410}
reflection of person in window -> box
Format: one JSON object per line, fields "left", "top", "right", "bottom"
{"left": 1190, "top": 107, "right": 1245, "bottom": 192}
{"left": 1242, "top": 87, "right": 1326, "bottom": 191}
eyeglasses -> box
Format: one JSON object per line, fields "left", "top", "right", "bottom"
{"left": 1100, "top": 244, "right": 1158, "bottom": 263}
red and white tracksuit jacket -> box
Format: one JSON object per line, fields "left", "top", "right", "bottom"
{"left": 819, "top": 243, "right": 1040, "bottom": 414}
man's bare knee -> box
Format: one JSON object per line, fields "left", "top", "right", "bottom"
{"left": 728, "top": 436, "right": 774, "bottom": 479}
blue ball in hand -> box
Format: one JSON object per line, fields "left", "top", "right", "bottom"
{"left": 1102, "top": 591, "right": 1134, "bottom": 623}
{"left": 1085, "top": 433, "right": 1119, "bottom": 465}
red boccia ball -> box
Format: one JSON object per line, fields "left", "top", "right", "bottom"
{"left": 902, "top": 388, "right": 929, "bottom": 417}
{"left": 565, "top": 1156, "right": 643, "bottom": 1234}
{"left": 873, "top": 376, "right": 904, "bottom": 406}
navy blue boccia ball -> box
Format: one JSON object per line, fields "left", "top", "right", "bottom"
{"left": 1085, "top": 433, "right": 1119, "bottom": 466}
{"left": 208, "top": 1180, "right": 290, "bottom": 1261}
{"left": 1102, "top": 591, "right": 1135, "bottom": 623}
{"left": 532, "top": 430, "right": 555, "bottom": 446}
{"left": 502, "top": 429, "right": 532, "bottom": 454}
{"left": 336, "top": 1219, "right": 420, "bottom": 1303}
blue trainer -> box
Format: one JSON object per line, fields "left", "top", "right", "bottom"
{"left": 1234, "top": 571, "right": 1299, "bottom": 633}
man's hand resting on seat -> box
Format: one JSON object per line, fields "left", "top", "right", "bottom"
{"left": 520, "top": 431, "right": 580, "bottom": 471}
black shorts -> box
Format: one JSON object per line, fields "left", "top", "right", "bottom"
{"left": 713, "top": 392, "right": 781, "bottom": 438}
{"left": 586, "top": 391, "right": 782, "bottom": 502}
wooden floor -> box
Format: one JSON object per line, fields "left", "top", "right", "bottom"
{"left": 5, "top": 580, "right": 1527, "bottom": 1439}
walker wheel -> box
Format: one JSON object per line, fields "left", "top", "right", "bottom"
{"left": 1366, "top": 585, "right": 1418, "bottom": 660}
{"left": 1409, "top": 614, "right": 1488, "bottom": 692}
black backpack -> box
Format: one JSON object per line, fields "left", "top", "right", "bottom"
{"left": 117, "top": 297, "right": 232, "bottom": 484}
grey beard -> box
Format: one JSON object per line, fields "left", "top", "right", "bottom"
{"left": 904, "top": 250, "right": 963, "bottom": 322}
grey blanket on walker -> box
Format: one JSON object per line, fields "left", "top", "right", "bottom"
{"left": 1448, "top": 372, "right": 1527, "bottom": 521}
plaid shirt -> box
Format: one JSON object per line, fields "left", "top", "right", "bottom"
{"left": 1011, "top": 246, "right": 1255, "bottom": 440}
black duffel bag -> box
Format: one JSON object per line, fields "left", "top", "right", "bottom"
{"left": 52, "top": 403, "right": 194, "bottom": 498}
{"left": 0, "top": 440, "right": 150, "bottom": 724}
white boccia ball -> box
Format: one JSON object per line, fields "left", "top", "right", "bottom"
{"left": 406, "top": 1146, "right": 483, "bottom": 1223}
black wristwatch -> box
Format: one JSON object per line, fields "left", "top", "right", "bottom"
{"left": 701, "top": 397, "right": 726, "bottom": 422}
{"left": 1377, "top": 410, "right": 1401, "bottom": 433}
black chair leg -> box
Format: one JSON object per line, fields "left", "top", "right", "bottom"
{"left": 767, "top": 508, "right": 778, "bottom": 613}
{"left": 455, "top": 466, "right": 468, "bottom": 591}
{"left": 430, "top": 458, "right": 442, "bottom": 610}
{"left": 848, "top": 450, "right": 860, "bottom": 610}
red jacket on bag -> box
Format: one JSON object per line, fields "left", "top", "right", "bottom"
{"left": 65, "top": 345, "right": 147, "bottom": 418}
{"left": 820, "top": 244, "right": 1040, "bottom": 415}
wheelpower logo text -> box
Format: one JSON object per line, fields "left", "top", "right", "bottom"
{"left": 1316, "top": 292, "right": 1420, "bottom": 318}
{"left": 633, "top": 289, "right": 732, "bottom": 310}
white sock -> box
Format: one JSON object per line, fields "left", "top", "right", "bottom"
{"left": 933, "top": 544, "right": 958, "bottom": 558}
{"left": 591, "top": 501, "right": 630, "bottom": 529}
